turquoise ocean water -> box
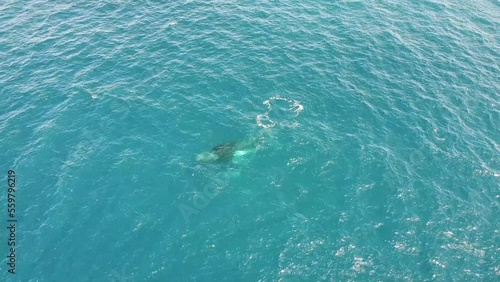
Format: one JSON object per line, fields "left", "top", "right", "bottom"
{"left": 1, "top": 0, "right": 499, "bottom": 281}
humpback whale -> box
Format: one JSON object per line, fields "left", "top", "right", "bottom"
{"left": 196, "top": 139, "right": 257, "bottom": 163}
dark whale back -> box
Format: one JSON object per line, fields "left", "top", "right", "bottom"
{"left": 212, "top": 141, "right": 237, "bottom": 161}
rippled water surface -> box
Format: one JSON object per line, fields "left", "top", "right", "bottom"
{"left": 1, "top": 0, "right": 499, "bottom": 281}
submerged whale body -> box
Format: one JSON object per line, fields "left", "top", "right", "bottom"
{"left": 212, "top": 142, "right": 238, "bottom": 161}
{"left": 196, "top": 140, "right": 256, "bottom": 163}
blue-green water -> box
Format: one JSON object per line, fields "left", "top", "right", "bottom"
{"left": 1, "top": 0, "right": 499, "bottom": 281}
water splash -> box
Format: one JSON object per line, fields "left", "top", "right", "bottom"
{"left": 257, "top": 96, "right": 304, "bottom": 128}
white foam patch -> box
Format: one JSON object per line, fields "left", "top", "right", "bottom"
{"left": 234, "top": 149, "right": 252, "bottom": 157}
{"left": 256, "top": 113, "right": 276, "bottom": 128}
{"left": 256, "top": 96, "right": 303, "bottom": 128}
{"left": 165, "top": 20, "right": 178, "bottom": 28}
